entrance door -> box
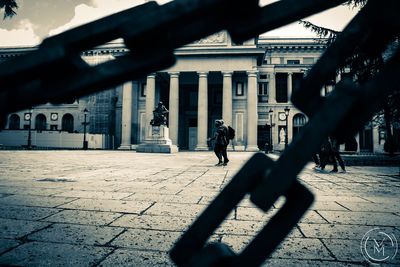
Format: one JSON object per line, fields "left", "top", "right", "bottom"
{"left": 257, "top": 125, "right": 270, "bottom": 151}
{"left": 188, "top": 127, "right": 197, "bottom": 150}
{"left": 359, "top": 128, "right": 373, "bottom": 152}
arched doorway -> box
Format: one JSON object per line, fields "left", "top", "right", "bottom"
{"left": 35, "top": 114, "right": 47, "bottom": 131}
{"left": 8, "top": 114, "right": 20, "bottom": 130}
{"left": 62, "top": 114, "right": 74, "bottom": 133}
{"left": 293, "top": 113, "right": 307, "bottom": 137}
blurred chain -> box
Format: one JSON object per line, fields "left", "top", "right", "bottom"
{"left": 1, "top": 0, "right": 399, "bottom": 266}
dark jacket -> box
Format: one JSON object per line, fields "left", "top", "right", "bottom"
{"left": 214, "top": 125, "right": 229, "bottom": 146}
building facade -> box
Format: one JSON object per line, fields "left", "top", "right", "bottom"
{"left": 0, "top": 34, "right": 392, "bottom": 152}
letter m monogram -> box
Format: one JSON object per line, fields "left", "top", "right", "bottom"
{"left": 374, "top": 238, "right": 385, "bottom": 256}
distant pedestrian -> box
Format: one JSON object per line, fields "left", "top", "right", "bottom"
{"left": 317, "top": 136, "right": 346, "bottom": 173}
{"left": 330, "top": 136, "right": 346, "bottom": 173}
{"left": 208, "top": 120, "right": 229, "bottom": 166}
{"left": 316, "top": 137, "right": 332, "bottom": 171}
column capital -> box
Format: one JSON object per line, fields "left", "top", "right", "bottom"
{"left": 168, "top": 72, "right": 180, "bottom": 78}
{"left": 197, "top": 71, "right": 208, "bottom": 77}
{"left": 246, "top": 70, "right": 258, "bottom": 77}
{"left": 147, "top": 73, "right": 157, "bottom": 79}
{"left": 222, "top": 71, "right": 233, "bottom": 77}
{"left": 287, "top": 72, "right": 293, "bottom": 76}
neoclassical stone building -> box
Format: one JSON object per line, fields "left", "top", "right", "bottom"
{"left": 1, "top": 33, "right": 388, "bottom": 152}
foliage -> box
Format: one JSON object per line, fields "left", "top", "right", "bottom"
{"left": 0, "top": 0, "right": 18, "bottom": 19}
{"left": 300, "top": 0, "right": 400, "bottom": 154}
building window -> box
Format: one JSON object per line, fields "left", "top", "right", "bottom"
{"left": 303, "top": 57, "right": 314, "bottom": 64}
{"left": 62, "top": 114, "right": 74, "bottom": 133}
{"left": 275, "top": 73, "right": 288, "bottom": 103}
{"left": 35, "top": 114, "right": 47, "bottom": 132}
{"left": 258, "top": 82, "right": 268, "bottom": 102}
{"left": 287, "top": 60, "right": 300, "bottom": 64}
{"left": 141, "top": 83, "right": 146, "bottom": 97}
{"left": 236, "top": 82, "right": 244, "bottom": 96}
{"left": 8, "top": 114, "right": 20, "bottom": 130}
{"left": 292, "top": 73, "right": 304, "bottom": 92}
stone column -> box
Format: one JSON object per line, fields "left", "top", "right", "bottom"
{"left": 269, "top": 72, "right": 276, "bottom": 104}
{"left": 246, "top": 71, "right": 259, "bottom": 151}
{"left": 222, "top": 72, "right": 233, "bottom": 126}
{"left": 145, "top": 73, "right": 156, "bottom": 140}
{"left": 195, "top": 72, "right": 209, "bottom": 151}
{"left": 169, "top": 72, "right": 179, "bottom": 146}
{"left": 287, "top": 72, "right": 293, "bottom": 102}
{"left": 119, "top": 82, "right": 133, "bottom": 149}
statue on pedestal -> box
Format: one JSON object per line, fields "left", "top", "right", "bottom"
{"left": 150, "top": 101, "right": 168, "bottom": 126}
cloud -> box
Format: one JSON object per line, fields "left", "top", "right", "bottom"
{"left": 0, "top": 19, "right": 40, "bottom": 47}
{"left": 48, "top": 0, "right": 160, "bottom": 37}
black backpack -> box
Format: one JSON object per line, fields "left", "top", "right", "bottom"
{"left": 227, "top": 126, "right": 235, "bottom": 140}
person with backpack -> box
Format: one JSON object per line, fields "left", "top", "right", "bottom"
{"left": 208, "top": 119, "right": 232, "bottom": 166}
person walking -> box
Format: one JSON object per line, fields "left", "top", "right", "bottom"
{"left": 317, "top": 136, "right": 346, "bottom": 173}
{"left": 330, "top": 136, "right": 346, "bottom": 173}
{"left": 316, "top": 137, "right": 332, "bottom": 172}
{"left": 208, "top": 120, "right": 229, "bottom": 166}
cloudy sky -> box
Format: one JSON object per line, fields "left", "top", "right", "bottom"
{"left": 0, "top": 0, "right": 360, "bottom": 47}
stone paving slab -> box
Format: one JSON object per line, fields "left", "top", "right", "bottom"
{"left": 318, "top": 210, "right": 400, "bottom": 226}
{"left": 0, "top": 241, "right": 113, "bottom": 267}
{"left": 216, "top": 219, "right": 303, "bottom": 238}
{"left": 53, "top": 190, "right": 134, "bottom": 200}
{"left": 299, "top": 223, "right": 400, "bottom": 240}
{"left": 0, "top": 239, "right": 20, "bottom": 254}
{"left": 98, "top": 249, "right": 174, "bottom": 267}
{"left": 27, "top": 223, "right": 125, "bottom": 246}
{"left": 122, "top": 193, "right": 202, "bottom": 204}
{"left": 58, "top": 199, "right": 154, "bottom": 214}
{"left": 0, "top": 186, "right": 65, "bottom": 196}
{"left": 322, "top": 238, "right": 400, "bottom": 265}
{"left": 110, "top": 214, "right": 193, "bottom": 232}
{"left": 221, "top": 235, "right": 334, "bottom": 260}
{"left": 144, "top": 203, "right": 230, "bottom": 218}
{"left": 0, "top": 195, "right": 77, "bottom": 208}
{"left": 0, "top": 218, "right": 51, "bottom": 239}
{"left": 261, "top": 259, "right": 363, "bottom": 267}
{"left": 0, "top": 205, "right": 61, "bottom": 220}
{"left": 111, "top": 229, "right": 182, "bottom": 252}
{"left": 41, "top": 209, "right": 122, "bottom": 226}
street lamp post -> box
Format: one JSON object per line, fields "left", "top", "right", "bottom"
{"left": 269, "top": 108, "right": 273, "bottom": 152}
{"left": 27, "top": 108, "right": 33, "bottom": 150}
{"left": 82, "top": 108, "right": 89, "bottom": 150}
{"left": 284, "top": 106, "right": 290, "bottom": 149}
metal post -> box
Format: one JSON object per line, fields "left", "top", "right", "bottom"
{"left": 27, "top": 108, "right": 33, "bottom": 150}
{"left": 284, "top": 107, "right": 290, "bottom": 149}
{"left": 83, "top": 108, "right": 89, "bottom": 150}
{"left": 269, "top": 109, "right": 273, "bottom": 152}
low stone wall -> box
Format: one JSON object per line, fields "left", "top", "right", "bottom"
{"left": 342, "top": 154, "right": 400, "bottom": 167}
{"left": 0, "top": 130, "right": 110, "bottom": 149}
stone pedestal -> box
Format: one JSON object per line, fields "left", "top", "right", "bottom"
{"left": 137, "top": 125, "right": 178, "bottom": 153}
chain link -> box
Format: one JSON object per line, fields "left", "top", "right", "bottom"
{"left": 1, "top": 0, "right": 399, "bottom": 266}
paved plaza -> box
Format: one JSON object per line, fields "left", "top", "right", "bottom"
{"left": 0, "top": 150, "right": 399, "bottom": 266}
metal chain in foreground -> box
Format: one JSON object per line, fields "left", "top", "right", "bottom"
{"left": 0, "top": 0, "right": 399, "bottom": 266}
